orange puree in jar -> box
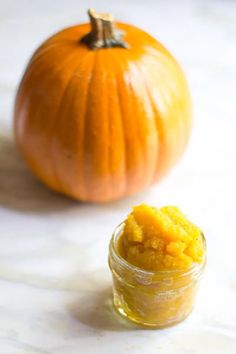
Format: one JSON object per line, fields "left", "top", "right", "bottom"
{"left": 109, "top": 204, "right": 206, "bottom": 328}
{"left": 119, "top": 205, "right": 204, "bottom": 271}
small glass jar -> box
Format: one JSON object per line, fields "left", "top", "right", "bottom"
{"left": 108, "top": 222, "right": 206, "bottom": 328}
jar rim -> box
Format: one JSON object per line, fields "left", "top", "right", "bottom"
{"left": 109, "top": 222, "right": 207, "bottom": 278}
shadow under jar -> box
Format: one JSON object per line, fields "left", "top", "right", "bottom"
{"left": 108, "top": 223, "right": 206, "bottom": 328}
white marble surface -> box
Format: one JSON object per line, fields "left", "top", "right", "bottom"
{"left": 0, "top": 0, "right": 236, "bottom": 353}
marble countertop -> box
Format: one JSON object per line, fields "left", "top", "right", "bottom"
{"left": 0, "top": 0, "right": 236, "bottom": 353}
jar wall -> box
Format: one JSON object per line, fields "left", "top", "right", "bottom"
{"left": 109, "top": 223, "right": 206, "bottom": 328}
{"left": 111, "top": 272, "right": 201, "bottom": 328}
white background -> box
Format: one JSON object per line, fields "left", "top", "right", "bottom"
{"left": 0, "top": 0, "right": 236, "bottom": 353}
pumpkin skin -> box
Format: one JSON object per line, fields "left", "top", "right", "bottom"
{"left": 14, "top": 14, "right": 191, "bottom": 202}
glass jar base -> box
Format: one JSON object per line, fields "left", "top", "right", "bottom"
{"left": 113, "top": 299, "right": 192, "bottom": 329}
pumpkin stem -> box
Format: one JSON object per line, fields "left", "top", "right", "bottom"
{"left": 81, "top": 8, "right": 128, "bottom": 50}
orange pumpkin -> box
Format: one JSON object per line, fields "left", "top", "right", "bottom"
{"left": 14, "top": 9, "right": 191, "bottom": 202}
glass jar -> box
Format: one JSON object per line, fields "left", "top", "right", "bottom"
{"left": 108, "top": 222, "right": 206, "bottom": 328}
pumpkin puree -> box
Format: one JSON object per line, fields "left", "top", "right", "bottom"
{"left": 109, "top": 204, "right": 206, "bottom": 327}
{"left": 118, "top": 204, "right": 204, "bottom": 271}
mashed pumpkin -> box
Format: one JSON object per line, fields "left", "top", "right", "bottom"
{"left": 118, "top": 204, "right": 204, "bottom": 271}
{"left": 109, "top": 204, "right": 206, "bottom": 327}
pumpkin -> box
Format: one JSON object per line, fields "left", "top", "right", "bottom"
{"left": 14, "top": 9, "right": 191, "bottom": 202}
